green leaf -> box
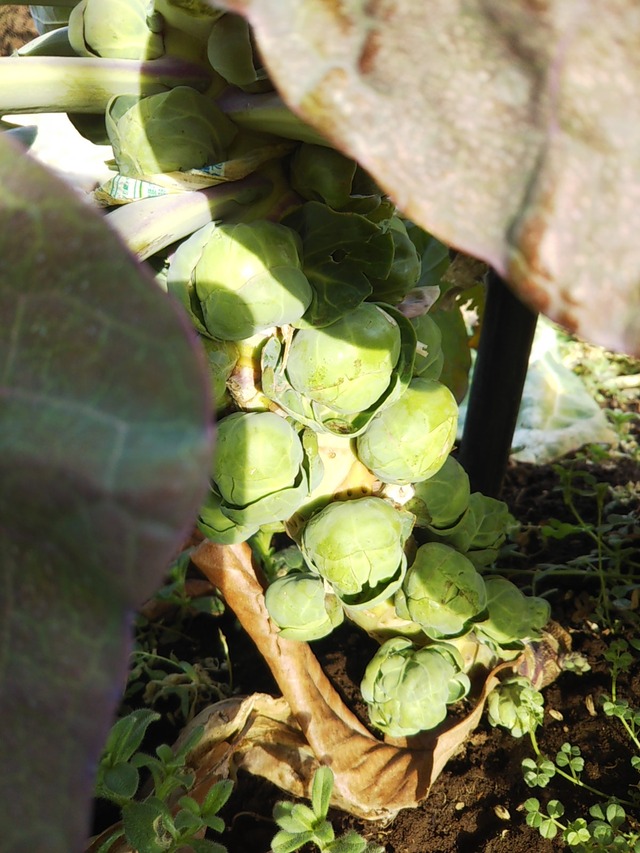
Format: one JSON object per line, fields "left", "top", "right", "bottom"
{"left": 290, "top": 802, "right": 319, "bottom": 830}
{"left": 224, "top": 0, "right": 640, "bottom": 355}
{"left": 122, "top": 800, "right": 174, "bottom": 853}
{"left": 100, "top": 762, "right": 140, "bottom": 802}
{"left": 328, "top": 831, "right": 368, "bottom": 853}
{"left": 201, "top": 778, "right": 234, "bottom": 817}
{"left": 311, "top": 766, "right": 334, "bottom": 820}
{"left": 273, "top": 801, "right": 308, "bottom": 834}
{"left": 0, "top": 135, "right": 212, "bottom": 852}
{"left": 189, "top": 840, "right": 229, "bottom": 853}
{"left": 270, "top": 828, "right": 316, "bottom": 853}
{"left": 102, "top": 709, "right": 160, "bottom": 766}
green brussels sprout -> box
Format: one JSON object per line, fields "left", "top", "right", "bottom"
{"left": 464, "top": 493, "right": 512, "bottom": 564}
{"left": 261, "top": 302, "right": 416, "bottom": 437}
{"left": 300, "top": 496, "right": 413, "bottom": 605}
{"left": 191, "top": 221, "right": 312, "bottom": 340}
{"left": 207, "top": 12, "right": 270, "bottom": 90}
{"left": 486, "top": 676, "right": 544, "bottom": 737}
{"left": 360, "top": 636, "right": 471, "bottom": 736}
{"left": 286, "top": 303, "right": 402, "bottom": 415}
{"left": 404, "top": 455, "right": 470, "bottom": 529}
{"left": 425, "top": 492, "right": 511, "bottom": 566}
{"left": 69, "top": 0, "right": 165, "bottom": 59}
{"left": 212, "top": 411, "right": 322, "bottom": 531}
{"left": 411, "top": 312, "right": 444, "bottom": 380}
{"left": 196, "top": 489, "right": 259, "bottom": 544}
{"left": 356, "top": 378, "right": 458, "bottom": 485}
{"left": 475, "top": 577, "right": 551, "bottom": 647}
{"left": 395, "top": 542, "right": 487, "bottom": 639}
{"left": 265, "top": 572, "right": 344, "bottom": 641}
{"left": 289, "top": 144, "right": 357, "bottom": 210}
{"left": 199, "top": 336, "right": 238, "bottom": 411}
{"left": 106, "top": 87, "right": 237, "bottom": 177}
{"left": 367, "top": 217, "right": 422, "bottom": 306}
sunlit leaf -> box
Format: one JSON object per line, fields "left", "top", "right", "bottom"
{"left": 0, "top": 135, "right": 212, "bottom": 852}
{"left": 216, "top": 0, "right": 640, "bottom": 355}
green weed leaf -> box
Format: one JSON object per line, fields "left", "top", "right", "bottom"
{"left": 311, "top": 766, "right": 335, "bottom": 820}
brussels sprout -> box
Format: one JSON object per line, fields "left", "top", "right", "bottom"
{"left": 207, "top": 12, "right": 270, "bottom": 90}
{"left": 106, "top": 87, "right": 237, "bottom": 177}
{"left": 212, "top": 411, "right": 322, "bottom": 531}
{"left": 69, "top": 0, "right": 165, "bottom": 59}
{"left": 367, "top": 217, "right": 422, "bottom": 306}
{"left": 193, "top": 221, "right": 312, "bottom": 340}
{"left": 196, "top": 489, "right": 259, "bottom": 544}
{"left": 486, "top": 676, "right": 544, "bottom": 738}
{"left": 475, "top": 577, "right": 551, "bottom": 647}
{"left": 425, "top": 492, "right": 511, "bottom": 566}
{"left": 411, "top": 312, "right": 444, "bottom": 380}
{"left": 356, "top": 378, "right": 458, "bottom": 485}
{"left": 261, "top": 303, "right": 416, "bottom": 436}
{"left": 286, "top": 303, "right": 402, "bottom": 414}
{"left": 265, "top": 572, "right": 344, "bottom": 641}
{"left": 405, "top": 455, "right": 470, "bottom": 529}
{"left": 300, "top": 496, "right": 413, "bottom": 605}
{"left": 289, "top": 144, "right": 357, "bottom": 210}
{"left": 361, "top": 637, "right": 471, "bottom": 736}
{"left": 395, "top": 542, "right": 487, "bottom": 639}
{"left": 199, "top": 336, "right": 238, "bottom": 411}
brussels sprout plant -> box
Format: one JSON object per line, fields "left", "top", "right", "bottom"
{"left": 0, "top": 3, "right": 565, "bottom": 846}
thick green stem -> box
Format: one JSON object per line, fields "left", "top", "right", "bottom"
{"left": 0, "top": 55, "right": 211, "bottom": 114}
{"left": 217, "top": 89, "right": 332, "bottom": 147}
{"left": 106, "top": 173, "right": 271, "bottom": 261}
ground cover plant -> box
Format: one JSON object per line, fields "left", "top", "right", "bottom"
{"left": 0, "top": 3, "right": 639, "bottom": 852}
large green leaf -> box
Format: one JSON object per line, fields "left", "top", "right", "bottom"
{"left": 0, "top": 135, "right": 213, "bottom": 851}
{"left": 216, "top": 1, "right": 640, "bottom": 355}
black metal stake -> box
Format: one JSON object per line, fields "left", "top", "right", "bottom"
{"left": 457, "top": 269, "right": 538, "bottom": 498}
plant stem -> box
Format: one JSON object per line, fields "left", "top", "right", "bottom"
{"left": 106, "top": 173, "right": 270, "bottom": 261}
{"left": 0, "top": 55, "right": 211, "bottom": 114}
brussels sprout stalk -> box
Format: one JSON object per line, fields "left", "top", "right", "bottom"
{"left": 106, "top": 172, "right": 271, "bottom": 260}
{"left": 0, "top": 55, "right": 211, "bottom": 114}
{"left": 216, "top": 89, "right": 332, "bottom": 147}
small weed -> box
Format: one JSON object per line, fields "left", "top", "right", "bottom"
{"left": 93, "top": 709, "right": 232, "bottom": 853}
{"left": 519, "top": 640, "right": 640, "bottom": 850}
{"left": 512, "top": 460, "right": 640, "bottom": 629}
{"left": 271, "top": 766, "right": 385, "bottom": 853}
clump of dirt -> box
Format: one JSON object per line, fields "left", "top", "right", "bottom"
{"left": 0, "top": 6, "right": 36, "bottom": 56}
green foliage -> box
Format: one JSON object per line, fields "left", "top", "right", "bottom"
{"left": 521, "top": 641, "right": 640, "bottom": 848}
{"left": 271, "top": 767, "right": 385, "bottom": 853}
{"left": 94, "top": 710, "right": 232, "bottom": 853}
{"left": 528, "top": 461, "right": 640, "bottom": 629}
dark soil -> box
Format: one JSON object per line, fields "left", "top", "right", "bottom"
{"left": 0, "top": 6, "right": 36, "bottom": 56}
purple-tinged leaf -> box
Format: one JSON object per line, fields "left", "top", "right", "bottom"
{"left": 0, "top": 135, "right": 213, "bottom": 852}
